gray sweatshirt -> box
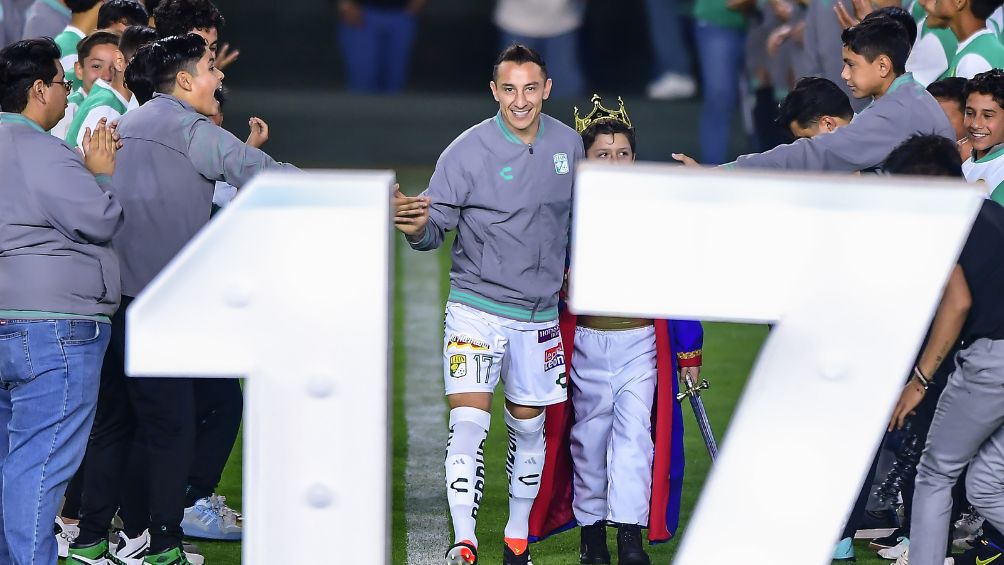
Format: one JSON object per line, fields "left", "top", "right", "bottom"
{"left": 19, "top": 0, "right": 68, "bottom": 40}
{"left": 110, "top": 94, "right": 297, "bottom": 297}
{"left": 0, "top": 112, "right": 123, "bottom": 317}
{"left": 0, "top": 0, "right": 31, "bottom": 47}
{"left": 728, "top": 73, "right": 954, "bottom": 171}
{"left": 409, "top": 112, "right": 583, "bottom": 322}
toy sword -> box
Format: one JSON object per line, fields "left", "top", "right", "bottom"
{"left": 676, "top": 372, "right": 719, "bottom": 462}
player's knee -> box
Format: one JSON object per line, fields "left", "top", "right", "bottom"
{"left": 504, "top": 401, "right": 544, "bottom": 421}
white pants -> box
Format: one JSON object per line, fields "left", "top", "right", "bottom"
{"left": 570, "top": 325, "right": 657, "bottom": 526}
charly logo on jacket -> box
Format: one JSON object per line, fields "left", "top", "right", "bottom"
{"left": 553, "top": 153, "right": 569, "bottom": 175}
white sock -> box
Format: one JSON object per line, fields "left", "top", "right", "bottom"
{"left": 445, "top": 407, "right": 491, "bottom": 546}
{"left": 503, "top": 407, "right": 546, "bottom": 541}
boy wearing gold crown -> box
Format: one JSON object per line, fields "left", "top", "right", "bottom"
{"left": 528, "top": 95, "right": 704, "bottom": 565}
{"left": 393, "top": 44, "right": 584, "bottom": 565}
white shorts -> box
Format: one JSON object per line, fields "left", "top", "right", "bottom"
{"left": 442, "top": 302, "right": 567, "bottom": 406}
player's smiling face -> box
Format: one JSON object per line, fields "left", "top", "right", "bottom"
{"left": 586, "top": 133, "right": 634, "bottom": 164}
{"left": 490, "top": 61, "right": 552, "bottom": 136}
{"left": 965, "top": 92, "right": 1004, "bottom": 152}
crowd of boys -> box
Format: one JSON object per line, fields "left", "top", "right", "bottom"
{"left": 0, "top": 1, "right": 294, "bottom": 564}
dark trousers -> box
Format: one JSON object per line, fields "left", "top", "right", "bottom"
{"left": 186, "top": 378, "right": 243, "bottom": 506}
{"left": 77, "top": 296, "right": 195, "bottom": 553}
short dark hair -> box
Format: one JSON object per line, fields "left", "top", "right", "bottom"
{"left": 841, "top": 16, "right": 911, "bottom": 75}
{"left": 966, "top": 68, "right": 1004, "bottom": 111}
{"left": 0, "top": 37, "right": 61, "bottom": 112}
{"left": 972, "top": 0, "right": 1003, "bottom": 20}
{"left": 153, "top": 0, "right": 225, "bottom": 38}
{"left": 76, "top": 30, "right": 120, "bottom": 61}
{"left": 867, "top": 6, "right": 917, "bottom": 46}
{"left": 493, "top": 44, "right": 547, "bottom": 82}
{"left": 883, "top": 134, "right": 963, "bottom": 176}
{"left": 580, "top": 120, "right": 636, "bottom": 154}
{"left": 65, "top": 0, "right": 102, "bottom": 13}
{"left": 98, "top": 0, "right": 149, "bottom": 29}
{"left": 125, "top": 32, "right": 206, "bottom": 104}
{"left": 928, "top": 77, "right": 968, "bottom": 112}
{"left": 777, "top": 76, "right": 854, "bottom": 128}
{"left": 119, "top": 25, "right": 159, "bottom": 61}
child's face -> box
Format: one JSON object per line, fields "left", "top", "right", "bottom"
{"left": 841, "top": 46, "right": 888, "bottom": 99}
{"left": 965, "top": 92, "right": 1004, "bottom": 151}
{"left": 75, "top": 43, "right": 117, "bottom": 93}
{"left": 936, "top": 96, "right": 967, "bottom": 141}
{"left": 921, "top": 0, "right": 954, "bottom": 28}
{"left": 586, "top": 132, "right": 635, "bottom": 164}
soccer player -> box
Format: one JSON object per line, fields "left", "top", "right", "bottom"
{"left": 0, "top": 36, "right": 121, "bottom": 565}
{"left": 960, "top": 69, "right": 1004, "bottom": 202}
{"left": 50, "top": 29, "right": 118, "bottom": 139}
{"left": 97, "top": 0, "right": 148, "bottom": 32}
{"left": 21, "top": 0, "right": 71, "bottom": 41}
{"left": 152, "top": 0, "right": 238, "bottom": 69}
{"left": 673, "top": 16, "right": 955, "bottom": 171}
{"left": 393, "top": 44, "right": 583, "bottom": 565}
{"left": 924, "top": 0, "right": 1004, "bottom": 79}
{"left": 927, "top": 76, "right": 973, "bottom": 159}
{"left": 66, "top": 31, "right": 138, "bottom": 148}
{"left": 886, "top": 134, "right": 1004, "bottom": 565}
{"left": 776, "top": 76, "right": 854, "bottom": 139}
{"left": 66, "top": 33, "right": 296, "bottom": 565}
{"left": 563, "top": 94, "right": 703, "bottom": 565}
{"left": 53, "top": 0, "right": 102, "bottom": 86}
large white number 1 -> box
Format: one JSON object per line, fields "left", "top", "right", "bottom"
{"left": 125, "top": 171, "right": 394, "bottom": 564}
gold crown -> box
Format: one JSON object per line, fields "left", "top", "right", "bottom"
{"left": 574, "top": 94, "right": 632, "bottom": 134}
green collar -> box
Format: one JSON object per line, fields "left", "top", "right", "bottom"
{"left": 885, "top": 73, "right": 919, "bottom": 96}
{"left": 0, "top": 112, "right": 45, "bottom": 133}
{"left": 41, "top": 0, "right": 71, "bottom": 17}
{"left": 973, "top": 143, "right": 1004, "bottom": 164}
{"left": 494, "top": 111, "right": 545, "bottom": 146}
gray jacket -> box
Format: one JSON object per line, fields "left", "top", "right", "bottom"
{"left": 728, "top": 73, "right": 954, "bottom": 171}
{"left": 20, "top": 0, "right": 68, "bottom": 40}
{"left": 0, "top": 112, "right": 124, "bottom": 317}
{"left": 410, "top": 113, "right": 583, "bottom": 322}
{"left": 111, "top": 94, "right": 298, "bottom": 296}
{"left": 0, "top": 0, "right": 31, "bottom": 47}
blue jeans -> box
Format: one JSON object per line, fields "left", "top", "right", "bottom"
{"left": 499, "top": 30, "right": 584, "bottom": 99}
{"left": 645, "top": 0, "right": 693, "bottom": 77}
{"left": 338, "top": 6, "right": 417, "bottom": 93}
{"left": 0, "top": 319, "right": 108, "bottom": 565}
{"left": 695, "top": 21, "right": 747, "bottom": 164}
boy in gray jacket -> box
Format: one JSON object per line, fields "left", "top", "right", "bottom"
{"left": 675, "top": 17, "right": 955, "bottom": 172}
{"left": 68, "top": 33, "right": 295, "bottom": 565}
{"left": 0, "top": 37, "right": 121, "bottom": 565}
{"left": 395, "top": 44, "right": 583, "bottom": 565}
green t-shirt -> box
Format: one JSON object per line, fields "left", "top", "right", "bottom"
{"left": 65, "top": 80, "right": 129, "bottom": 148}
{"left": 946, "top": 29, "right": 1004, "bottom": 79}
{"left": 963, "top": 145, "right": 1004, "bottom": 204}
{"left": 694, "top": 0, "right": 747, "bottom": 29}
{"left": 53, "top": 25, "right": 84, "bottom": 88}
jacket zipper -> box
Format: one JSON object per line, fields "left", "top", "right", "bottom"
{"left": 528, "top": 143, "right": 533, "bottom": 154}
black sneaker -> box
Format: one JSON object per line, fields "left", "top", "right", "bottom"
{"left": 955, "top": 537, "right": 1004, "bottom": 565}
{"left": 502, "top": 542, "right": 533, "bottom": 565}
{"left": 617, "top": 524, "right": 650, "bottom": 565}
{"left": 870, "top": 528, "right": 907, "bottom": 550}
{"left": 445, "top": 540, "right": 477, "bottom": 565}
{"left": 580, "top": 522, "right": 610, "bottom": 565}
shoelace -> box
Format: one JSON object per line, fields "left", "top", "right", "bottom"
{"left": 208, "top": 495, "right": 241, "bottom": 524}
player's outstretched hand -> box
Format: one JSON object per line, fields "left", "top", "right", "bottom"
{"left": 82, "top": 118, "right": 118, "bottom": 177}
{"left": 246, "top": 117, "right": 269, "bottom": 148}
{"left": 672, "top": 153, "right": 701, "bottom": 167}
{"left": 393, "top": 184, "right": 430, "bottom": 238}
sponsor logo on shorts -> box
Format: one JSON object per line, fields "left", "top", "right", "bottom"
{"left": 537, "top": 325, "right": 560, "bottom": 343}
{"left": 555, "top": 371, "right": 568, "bottom": 389}
{"left": 543, "top": 343, "right": 565, "bottom": 372}
{"left": 447, "top": 334, "right": 490, "bottom": 351}
{"left": 449, "top": 354, "right": 468, "bottom": 378}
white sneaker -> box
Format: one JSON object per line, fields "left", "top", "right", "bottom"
{"left": 646, "top": 72, "right": 697, "bottom": 100}
{"left": 55, "top": 517, "right": 80, "bottom": 559}
{"left": 878, "top": 537, "right": 909, "bottom": 559}
{"left": 112, "top": 530, "right": 149, "bottom": 565}
{"left": 953, "top": 511, "right": 984, "bottom": 548}
{"left": 895, "top": 549, "right": 954, "bottom": 564}
{"left": 181, "top": 494, "right": 242, "bottom": 541}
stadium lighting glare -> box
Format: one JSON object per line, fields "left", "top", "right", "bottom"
{"left": 126, "top": 171, "right": 395, "bottom": 565}
{"left": 568, "top": 163, "right": 982, "bottom": 565}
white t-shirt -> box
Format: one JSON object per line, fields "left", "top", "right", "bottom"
{"left": 962, "top": 146, "right": 1004, "bottom": 203}
{"left": 494, "top": 0, "right": 585, "bottom": 38}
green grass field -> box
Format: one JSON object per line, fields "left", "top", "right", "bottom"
{"left": 136, "top": 170, "right": 900, "bottom": 564}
